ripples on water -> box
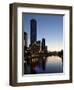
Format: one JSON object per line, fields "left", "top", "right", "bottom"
{"left": 34, "top": 56, "right": 63, "bottom": 74}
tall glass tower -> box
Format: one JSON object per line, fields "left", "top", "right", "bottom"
{"left": 42, "top": 38, "right": 45, "bottom": 50}
{"left": 30, "top": 19, "right": 37, "bottom": 44}
{"left": 24, "top": 32, "right": 27, "bottom": 47}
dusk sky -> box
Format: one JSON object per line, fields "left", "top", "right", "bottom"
{"left": 22, "top": 13, "right": 63, "bottom": 51}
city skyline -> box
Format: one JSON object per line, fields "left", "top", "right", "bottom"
{"left": 22, "top": 13, "right": 63, "bottom": 51}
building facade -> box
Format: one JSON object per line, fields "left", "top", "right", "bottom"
{"left": 30, "top": 19, "right": 37, "bottom": 45}
{"left": 24, "top": 32, "right": 27, "bottom": 48}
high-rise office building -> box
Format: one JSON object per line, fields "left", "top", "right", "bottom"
{"left": 24, "top": 32, "right": 27, "bottom": 47}
{"left": 42, "top": 38, "right": 47, "bottom": 53}
{"left": 42, "top": 38, "right": 46, "bottom": 52}
{"left": 42, "top": 38, "right": 45, "bottom": 46}
{"left": 30, "top": 19, "right": 37, "bottom": 44}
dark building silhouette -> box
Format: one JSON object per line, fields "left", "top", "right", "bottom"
{"left": 24, "top": 32, "right": 27, "bottom": 48}
{"left": 30, "top": 19, "right": 37, "bottom": 45}
{"left": 42, "top": 38, "right": 45, "bottom": 46}
{"left": 30, "top": 40, "right": 41, "bottom": 54}
{"left": 36, "top": 40, "right": 41, "bottom": 46}
{"left": 42, "top": 38, "right": 47, "bottom": 53}
{"left": 42, "top": 38, "right": 45, "bottom": 50}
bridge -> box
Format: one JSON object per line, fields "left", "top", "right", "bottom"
{"left": 26, "top": 52, "right": 63, "bottom": 63}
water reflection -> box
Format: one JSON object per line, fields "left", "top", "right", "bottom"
{"left": 24, "top": 56, "right": 63, "bottom": 74}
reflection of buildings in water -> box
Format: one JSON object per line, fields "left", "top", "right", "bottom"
{"left": 24, "top": 19, "right": 63, "bottom": 74}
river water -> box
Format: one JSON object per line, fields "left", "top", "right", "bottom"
{"left": 34, "top": 56, "right": 63, "bottom": 74}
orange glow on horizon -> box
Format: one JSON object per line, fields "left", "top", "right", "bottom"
{"left": 48, "top": 47, "right": 63, "bottom": 52}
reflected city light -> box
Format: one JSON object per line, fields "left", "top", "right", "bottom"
{"left": 23, "top": 14, "right": 63, "bottom": 74}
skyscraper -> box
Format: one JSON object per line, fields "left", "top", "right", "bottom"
{"left": 24, "top": 32, "right": 27, "bottom": 47}
{"left": 42, "top": 38, "right": 45, "bottom": 46}
{"left": 30, "top": 19, "right": 37, "bottom": 44}
{"left": 42, "top": 38, "right": 45, "bottom": 51}
{"left": 42, "top": 38, "right": 47, "bottom": 53}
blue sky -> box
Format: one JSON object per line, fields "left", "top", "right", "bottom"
{"left": 22, "top": 13, "right": 63, "bottom": 51}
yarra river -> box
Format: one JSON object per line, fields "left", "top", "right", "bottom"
{"left": 34, "top": 56, "right": 63, "bottom": 73}
{"left": 24, "top": 56, "right": 63, "bottom": 74}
